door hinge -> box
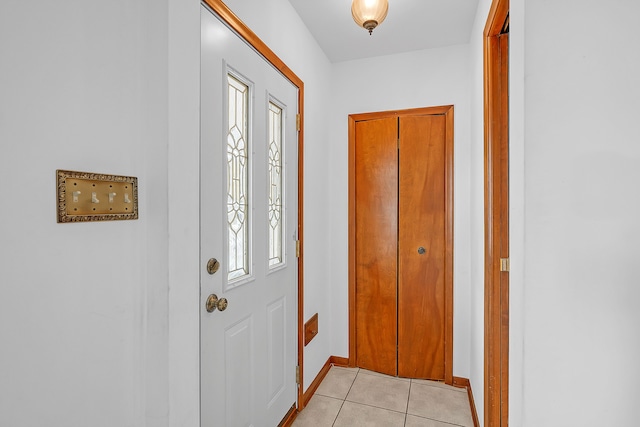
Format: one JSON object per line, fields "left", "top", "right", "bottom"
{"left": 296, "top": 240, "right": 301, "bottom": 258}
{"left": 500, "top": 258, "right": 510, "bottom": 272}
{"left": 296, "top": 365, "right": 300, "bottom": 385}
{"left": 296, "top": 114, "right": 301, "bottom": 132}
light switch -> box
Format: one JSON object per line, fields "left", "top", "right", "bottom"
{"left": 57, "top": 170, "right": 138, "bottom": 223}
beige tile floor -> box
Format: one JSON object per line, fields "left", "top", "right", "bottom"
{"left": 292, "top": 366, "right": 474, "bottom": 427}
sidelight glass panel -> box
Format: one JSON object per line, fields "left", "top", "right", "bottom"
{"left": 268, "top": 102, "right": 284, "bottom": 268}
{"left": 227, "top": 74, "right": 250, "bottom": 281}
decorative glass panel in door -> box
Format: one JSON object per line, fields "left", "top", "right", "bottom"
{"left": 268, "top": 101, "right": 284, "bottom": 268}
{"left": 227, "top": 74, "right": 250, "bottom": 282}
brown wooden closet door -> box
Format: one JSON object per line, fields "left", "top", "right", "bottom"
{"left": 397, "top": 115, "right": 446, "bottom": 380}
{"left": 355, "top": 117, "right": 398, "bottom": 376}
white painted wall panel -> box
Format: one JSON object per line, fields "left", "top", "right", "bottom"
{"left": 0, "top": 0, "right": 169, "bottom": 426}
{"left": 466, "top": 1, "right": 492, "bottom": 423}
{"left": 520, "top": 1, "right": 640, "bottom": 425}
{"left": 167, "top": 0, "right": 201, "bottom": 425}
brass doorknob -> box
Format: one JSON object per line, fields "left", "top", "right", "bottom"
{"left": 206, "top": 294, "right": 229, "bottom": 313}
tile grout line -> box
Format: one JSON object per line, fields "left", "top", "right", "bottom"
{"left": 330, "top": 398, "right": 346, "bottom": 427}
{"left": 339, "top": 399, "right": 409, "bottom": 416}
{"left": 331, "top": 366, "right": 359, "bottom": 426}
{"left": 404, "top": 379, "right": 413, "bottom": 426}
{"left": 407, "top": 413, "right": 466, "bottom": 427}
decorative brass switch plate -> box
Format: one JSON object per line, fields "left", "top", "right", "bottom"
{"left": 57, "top": 170, "right": 138, "bottom": 223}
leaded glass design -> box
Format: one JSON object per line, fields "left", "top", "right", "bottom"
{"left": 268, "top": 102, "right": 284, "bottom": 268}
{"left": 227, "top": 74, "right": 250, "bottom": 281}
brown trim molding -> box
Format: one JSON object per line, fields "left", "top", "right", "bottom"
{"left": 484, "top": 0, "right": 510, "bottom": 426}
{"left": 330, "top": 356, "right": 350, "bottom": 368}
{"left": 348, "top": 105, "right": 454, "bottom": 383}
{"left": 302, "top": 357, "right": 333, "bottom": 408}
{"left": 277, "top": 404, "right": 298, "bottom": 427}
{"left": 453, "top": 377, "right": 481, "bottom": 427}
{"left": 201, "top": 0, "right": 307, "bottom": 411}
{"left": 347, "top": 110, "right": 357, "bottom": 367}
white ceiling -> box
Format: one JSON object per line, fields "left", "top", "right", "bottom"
{"left": 287, "top": 0, "right": 479, "bottom": 63}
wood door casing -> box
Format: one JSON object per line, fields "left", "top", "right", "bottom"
{"left": 354, "top": 117, "right": 398, "bottom": 376}
{"left": 398, "top": 115, "right": 446, "bottom": 379}
{"left": 484, "top": 0, "right": 509, "bottom": 424}
{"left": 349, "top": 106, "right": 454, "bottom": 383}
{"left": 498, "top": 34, "right": 510, "bottom": 426}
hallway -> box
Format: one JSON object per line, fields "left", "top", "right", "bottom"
{"left": 293, "top": 366, "right": 474, "bottom": 427}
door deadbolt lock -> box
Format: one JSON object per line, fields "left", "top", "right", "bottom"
{"left": 418, "top": 247, "right": 426, "bottom": 255}
{"left": 206, "top": 294, "right": 228, "bottom": 313}
{"left": 206, "top": 258, "right": 220, "bottom": 275}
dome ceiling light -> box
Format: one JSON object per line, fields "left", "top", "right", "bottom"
{"left": 351, "top": 0, "right": 389, "bottom": 35}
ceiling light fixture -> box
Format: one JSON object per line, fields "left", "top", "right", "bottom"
{"left": 351, "top": 0, "right": 389, "bottom": 35}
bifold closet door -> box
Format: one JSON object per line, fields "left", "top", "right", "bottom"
{"left": 397, "top": 114, "right": 446, "bottom": 380}
{"left": 354, "top": 117, "right": 398, "bottom": 377}
{"left": 355, "top": 113, "right": 447, "bottom": 380}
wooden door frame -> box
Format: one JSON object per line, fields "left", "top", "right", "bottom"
{"left": 484, "top": 0, "right": 509, "bottom": 425}
{"left": 348, "top": 105, "right": 454, "bottom": 384}
{"left": 201, "top": 0, "right": 306, "bottom": 411}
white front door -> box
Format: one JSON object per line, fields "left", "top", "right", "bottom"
{"left": 200, "top": 5, "right": 299, "bottom": 426}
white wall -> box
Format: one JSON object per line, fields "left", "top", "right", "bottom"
{"left": 167, "top": 0, "right": 200, "bottom": 425}
{"left": 467, "top": 1, "right": 491, "bottom": 423}
{"left": 329, "top": 45, "right": 472, "bottom": 378}
{"left": 0, "top": 0, "right": 169, "bottom": 426}
{"left": 518, "top": 1, "right": 640, "bottom": 425}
